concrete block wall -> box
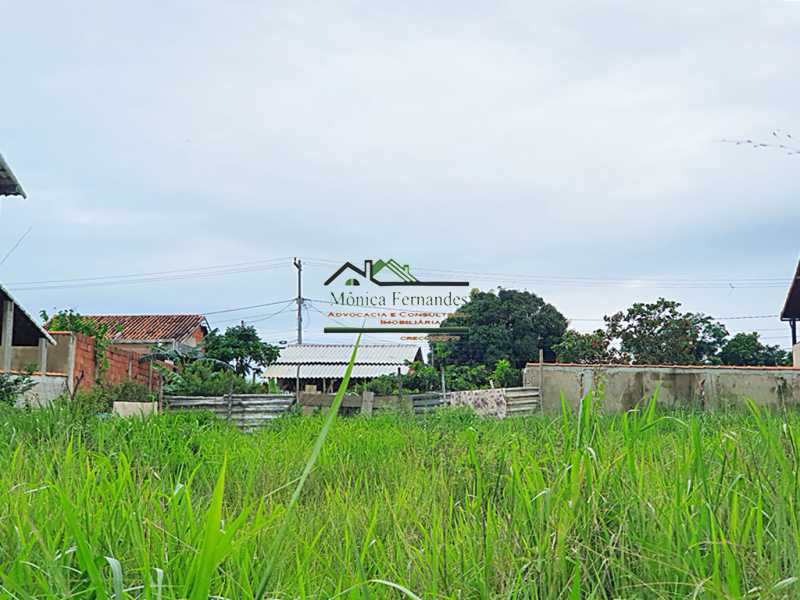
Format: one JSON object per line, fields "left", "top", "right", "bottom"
{"left": 524, "top": 363, "right": 800, "bottom": 412}
{"left": 72, "top": 333, "right": 162, "bottom": 393}
{"left": 0, "top": 332, "right": 70, "bottom": 374}
{"left": 18, "top": 375, "right": 69, "bottom": 407}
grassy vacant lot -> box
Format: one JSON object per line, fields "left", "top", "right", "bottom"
{"left": 1, "top": 401, "right": 800, "bottom": 599}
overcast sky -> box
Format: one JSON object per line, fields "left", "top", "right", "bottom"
{"left": 1, "top": 1, "right": 798, "bottom": 348}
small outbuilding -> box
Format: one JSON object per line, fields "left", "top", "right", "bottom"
{"left": 0, "top": 283, "right": 55, "bottom": 374}
{"left": 263, "top": 343, "right": 424, "bottom": 392}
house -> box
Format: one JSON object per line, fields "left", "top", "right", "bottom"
{"left": 80, "top": 314, "right": 209, "bottom": 355}
{"left": 263, "top": 343, "right": 424, "bottom": 392}
{"left": 781, "top": 259, "right": 800, "bottom": 367}
{"left": 0, "top": 153, "right": 27, "bottom": 198}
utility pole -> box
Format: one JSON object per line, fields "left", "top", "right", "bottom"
{"left": 294, "top": 258, "right": 303, "bottom": 344}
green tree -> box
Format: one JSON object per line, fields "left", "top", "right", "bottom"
{"left": 203, "top": 325, "right": 279, "bottom": 378}
{"left": 604, "top": 298, "right": 728, "bottom": 365}
{"left": 553, "top": 329, "right": 620, "bottom": 364}
{"left": 719, "top": 332, "right": 792, "bottom": 366}
{"left": 433, "top": 289, "right": 568, "bottom": 369}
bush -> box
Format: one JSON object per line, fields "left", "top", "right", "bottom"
{"left": 104, "top": 380, "right": 154, "bottom": 404}
{"left": 0, "top": 373, "right": 35, "bottom": 408}
{"left": 358, "top": 360, "right": 521, "bottom": 395}
{"left": 161, "top": 361, "right": 264, "bottom": 396}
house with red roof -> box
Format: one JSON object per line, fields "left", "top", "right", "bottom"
{"left": 80, "top": 314, "right": 209, "bottom": 355}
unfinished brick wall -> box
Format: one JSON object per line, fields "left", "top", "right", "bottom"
{"left": 72, "top": 334, "right": 163, "bottom": 393}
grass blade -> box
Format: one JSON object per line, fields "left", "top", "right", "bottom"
{"left": 254, "top": 334, "right": 362, "bottom": 598}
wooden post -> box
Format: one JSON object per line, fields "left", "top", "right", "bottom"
{"left": 1, "top": 300, "right": 13, "bottom": 373}
{"left": 361, "top": 390, "right": 374, "bottom": 417}
{"left": 397, "top": 366, "right": 403, "bottom": 400}
{"left": 38, "top": 338, "right": 48, "bottom": 375}
{"left": 538, "top": 348, "right": 544, "bottom": 412}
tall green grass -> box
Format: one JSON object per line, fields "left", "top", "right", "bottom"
{"left": 2, "top": 392, "right": 800, "bottom": 598}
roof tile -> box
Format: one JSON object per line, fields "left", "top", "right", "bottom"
{"left": 80, "top": 314, "right": 208, "bottom": 342}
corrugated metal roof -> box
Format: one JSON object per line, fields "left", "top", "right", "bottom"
{"left": 0, "top": 153, "right": 26, "bottom": 198}
{"left": 273, "top": 344, "right": 422, "bottom": 365}
{"left": 263, "top": 344, "right": 423, "bottom": 380}
{"left": 0, "top": 283, "right": 54, "bottom": 344}
{"left": 263, "top": 363, "right": 412, "bottom": 379}
{"left": 81, "top": 314, "right": 208, "bottom": 342}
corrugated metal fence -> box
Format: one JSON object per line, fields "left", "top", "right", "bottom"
{"left": 166, "top": 387, "right": 541, "bottom": 427}
{"left": 166, "top": 394, "right": 294, "bottom": 429}
{"left": 410, "top": 392, "right": 446, "bottom": 414}
{"left": 504, "top": 387, "right": 541, "bottom": 416}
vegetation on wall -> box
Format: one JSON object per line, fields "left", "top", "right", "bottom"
{"left": 40, "top": 309, "right": 121, "bottom": 383}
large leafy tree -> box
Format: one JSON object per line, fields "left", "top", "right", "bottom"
{"left": 432, "top": 289, "right": 568, "bottom": 368}
{"left": 553, "top": 329, "right": 621, "bottom": 364}
{"left": 719, "top": 332, "right": 791, "bottom": 366}
{"left": 203, "top": 324, "right": 279, "bottom": 378}
{"left": 604, "top": 298, "right": 728, "bottom": 365}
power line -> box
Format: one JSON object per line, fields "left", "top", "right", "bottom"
{"left": 5, "top": 258, "right": 293, "bottom": 292}
{"left": 0, "top": 226, "right": 33, "bottom": 269}
{"left": 208, "top": 301, "right": 296, "bottom": 325}
{"left": 204, "top": 298, "right": 295, "bottom": 315}
{"left": 300, "top": 257, "right": 792, "bottom": 289}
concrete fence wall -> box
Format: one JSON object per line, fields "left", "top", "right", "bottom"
{"left": 523, "top": 363, "right": 800, "bottom": 412}
{"left": 298, "top": 388, "right": 541, "bottom": 418}
{"left": 794, "top": 343, "right": 800, "bottom": 368}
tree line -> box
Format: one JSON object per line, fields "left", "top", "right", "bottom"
{"left": 432, "top": 290, "right": 792, "bottom": 368}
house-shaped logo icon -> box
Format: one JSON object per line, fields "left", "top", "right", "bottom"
{"left": 324, "top": 259, "right": 469, "bottom": 287}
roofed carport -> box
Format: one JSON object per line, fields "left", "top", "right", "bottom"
{"left": 0, "top": 283, "right": 55, "bottom": 373}
{"left": 781, "top": 260, "right": 800, "bottom": 347}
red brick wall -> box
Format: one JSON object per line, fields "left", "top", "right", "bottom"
{"left": 72, "top": 333, "right": 163, "bottom": 393}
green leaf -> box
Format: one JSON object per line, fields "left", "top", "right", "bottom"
{"left": 254, "top": 334, "right": 362, "bottom": 598}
